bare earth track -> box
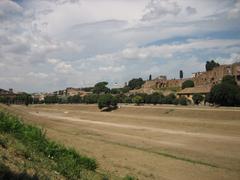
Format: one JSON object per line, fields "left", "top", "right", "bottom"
{"left": 1, "top": 104, "right": 240, "bottom": 180}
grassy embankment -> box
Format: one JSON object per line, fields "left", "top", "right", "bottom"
{"left": 0, "top": 110, "right": 134, "bottom": 180}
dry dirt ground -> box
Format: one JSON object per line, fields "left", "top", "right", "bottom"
{"left": 1, "top": 104, "right": 240, "bottom": 180}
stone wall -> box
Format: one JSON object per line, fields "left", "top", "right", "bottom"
{"left": 142, "top": 62, "right": 240, "bottom": 92}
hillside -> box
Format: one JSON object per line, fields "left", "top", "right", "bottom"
{"left": 0, "top": 110, "right": 123, "bottom": 180}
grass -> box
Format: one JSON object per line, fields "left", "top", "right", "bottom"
{"left": 85, "top": 135, "right": 220, "bottom": 169}
{"left": 0, "top": 110, "right": 98, "bottom": 179}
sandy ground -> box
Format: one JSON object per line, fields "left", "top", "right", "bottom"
{"left": 1, "top": 104, "right": 240, "bottom": 180}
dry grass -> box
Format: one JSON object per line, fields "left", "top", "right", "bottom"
{"left": 1, "top": 104, "right": 240, "bottom": 180}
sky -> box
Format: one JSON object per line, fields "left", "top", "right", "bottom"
{"left": 0, "top": 0, "right": 240, "bottom": 92}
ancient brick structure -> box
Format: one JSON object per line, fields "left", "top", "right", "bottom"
{"left": 192, "top": 63, "right": 240, "bottom": 87}
{"left": 142, "top": 62, "right": 240, "bottom": 92}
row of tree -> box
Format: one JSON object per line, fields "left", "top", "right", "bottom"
{"left": 0, "top": 94, "right": 34, "bottom": 106}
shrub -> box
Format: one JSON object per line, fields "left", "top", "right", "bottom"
{"left": 128, "top": 78, "right": 145, "bottom": 90}
{"left": 123, "top": 175, "right": 136, "bottom": 180}
{"left": 123, "top": 96, "right": 132, "bottom": 103}
{"left": 182, "top": 80, "right": 194, "bottom": 89}
{"left": 83, "top": 94, "right": 99, "bottom": 104}
{"left": 192, "top": 94, "right": 204, "bottom": 105}
{"left": 132, "top": 95, "right": 144, "bottom": 105}
{"left": 208, "top": 83, "right": 240, "bottom": 106}
{"left": 178, "top": 97, "right": 188, "bottom": 105}
{"left": 98, "top": 94, "right": 118, "bottom": 110}
{"left": 205, "top": 60, "right": 220, "bottom": 71}
{"left": 0, "top": 111, "right": 97, "bottom": 179}
{"left": 222, "top": 75, "right": 237, "bottom": 85}
{"left": 164, "top": 93, "right": 177, "bottom": 104}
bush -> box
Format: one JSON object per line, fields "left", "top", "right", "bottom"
{"left": 178, "top": 97, "right": 188, "bottom": 105}
{"left": 98, "top": 94, "right": 118, "bottom": 110}
{"left": 128, "top": 78, "right": 145, "bottom": 90}
{"left": 208, "top": 83, "right": 240, "bottom": 106}
{"left": 205, "top": 60, "right": 220, "bottom": 71}
{"left": 82, "top": 94, "right": 99, "bottom": 104}
{"left": 132, "top": 95, "right": 144, "bottom": 105}
{"left": 222, "top": 75, "right": 237, "bottom": 85}
{"left": 123, "top": 175, "right": 136, "bottom": 180}
{"left": 182, "top": 80, "right": 194, "bottom": 89}
{"left": 93, "top": 82, "right": 110, "bottom": 94}
{"left": 123, "top": 96, "right": 132, "bottom": 103}
{"left": 164, "top": 93, "right": 177, "bottom": 104}
{"left": 207, "top": 75, "right": 240, "bottom": 106}
{"left": 192, "top": 94, "right": 204, "bottom": 105}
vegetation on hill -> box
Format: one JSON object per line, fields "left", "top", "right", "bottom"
{"left": 182, "top": 80, "right": 194, "bottom": 89}
{"left": 205, "top": 60, "right": 220, "bottom": 71}
{"left": 0, "top": 111, "right": 101, "bottom": 179}
{"left": 179, "top": 70, "right": 183, "bottom": 79}
{"left": 127, "top": 78, "right": 145, "bottom": 90}
{"left": 93, "top": 82, "right": 110, "bottom": 94}
{"left": 207, "top": 75, "right": 240, "bottom": 106}
{"left": 132, "top": 95, "right": 144, "bottom": 105}
{"left": 98, "top": 94, "right": 118, "bottom": 111}
{"left": 192, "top": 94, "right": 204, "bottom": 105}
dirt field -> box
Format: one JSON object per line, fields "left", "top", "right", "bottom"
{"left": 1, "top": 104, "right": 240, "bottom": 180}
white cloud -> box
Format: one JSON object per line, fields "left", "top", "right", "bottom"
{"left": 54, "top": 61, "right": 73, "bottom": 73}
{"left": 99, "top": 65, "right": 125, "bottom": 73}
{"left": 142, "top": 0, "right": 181, "bottom": 21}
{"left": 47, "top": 58, "right": 60, "bottom": 64}
{"left": 0, "top": 0, "right": 240, "bottom": 92}
{"left": 28, "top": 72, "right": 49, "bottom": 79}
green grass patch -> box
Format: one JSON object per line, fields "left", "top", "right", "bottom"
{"left": 0, "top": 110, "right": 97, "bottom": 179}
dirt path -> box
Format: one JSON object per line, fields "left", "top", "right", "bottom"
{"left": 30, "top": 111, "right": 240, "bottom": 142}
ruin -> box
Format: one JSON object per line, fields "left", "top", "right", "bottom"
{"left": 135, "top": 62, "right": 240, "bottom": 95}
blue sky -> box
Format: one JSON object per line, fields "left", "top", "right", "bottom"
{"left": 0, "top": 0, "right": 240, "bottom": 92}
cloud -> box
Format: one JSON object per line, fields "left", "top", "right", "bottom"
{"left": 186, "top": 6, "right": 197, "bottom": 15}
{"left": 28, "top": 72, "right": 49, "bottom": 79}
{"left": 228, "top": 0, "right": 240, "bottom": 19}
{"left": 142, "top": 0, "right": 181, "bottom": 21}
{"left": 54, "top": 61, "right": 74, "bottom": 74}
{"left": 1, "top": 0, "right": 240, "bottom": 92}
{"left": 99, "top": 65, "right": 125, "bottom": 73}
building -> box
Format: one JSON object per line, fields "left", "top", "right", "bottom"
{"left": 137, "top": 62, "right": 240, "bottom": 102}
{"left": 177, "top": 62, "right": 240, "bottom": 102}
{"left": 192, "top": 63, "right": 240, "bottom": 87}
{"left": 65, "top": 87, "right": 91, "bottom": 97}
{"left": 177, "top": 85, "right": 211, "bottom": 102}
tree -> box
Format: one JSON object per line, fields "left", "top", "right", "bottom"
{"left": 128, "top": 78, "right": 145, "bottom": 90}
{"left": 192, "top": 94, "right": 204, "bottom": 105}
{"left": 182, "top": 80, "right": 194, "bottom": 89}
{"left": 208, "top": 83, "right": 240, "bottom": 106}
{"left": 98, "top": 94, "right": 117, "bottom": 111}
{"left": 83, "top": 94, "right": 99, "bottom": 104}
{"left": 164, "top": 93, "right": 177, "bottom": 104}
{"left": 207, "top": 75, "right": 240, "bottom": 106}
{"left": 132, "top": 95, "right": 144, "bottom": 105}
{"left": 205, "top": 60, "right": 220, "bottom": 71}
{"left": 149, "top": 74, "right": 152, "bottom": 81}
{"left": 178, "top": 97, "right": 188, "bottom": 105}
{"left": 93, "top": 82, "right": 110, "bottom": 94}
{"left": 150, "top": 92, "right": 162, "bottom": 105}
{"left": 179, "top": 70, "right": 183, "bottom": 79}
{"left": 44, "top": 95, "right": 59, "bottom": 104}
{"left": 68, "top": 95, "right": 81, "bottom": 103}
{"left": 222, "top": 75, "right": 237, "bottom": 86}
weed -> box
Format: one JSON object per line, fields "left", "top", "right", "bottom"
{"left": 123, "top": 175, "right": 137, "bottom": 180}
{"left": 0, "top": 136, "right": 8, "bottom": 148}
{"left": 0, "top": 111, "right": 97, "bottom": 179}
